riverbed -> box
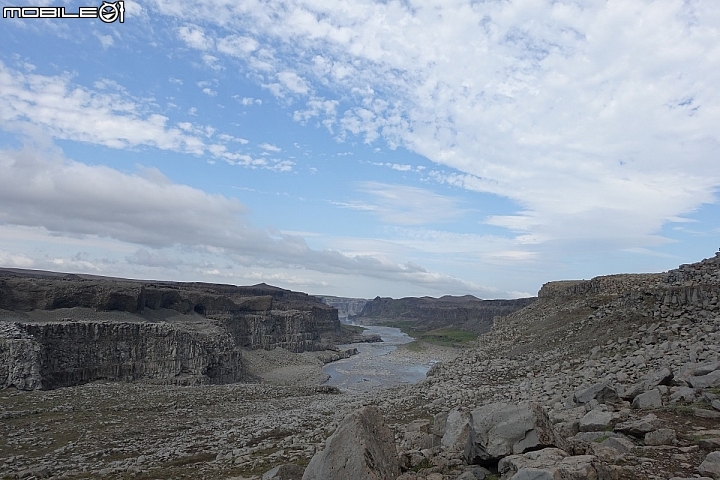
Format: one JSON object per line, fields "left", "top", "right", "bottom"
{"left": 322, "top": 325, "right": 438, "bottom": 392}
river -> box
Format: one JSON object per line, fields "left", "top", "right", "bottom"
{"left": 322, "top": 325, "right": 437, "bottom": 392}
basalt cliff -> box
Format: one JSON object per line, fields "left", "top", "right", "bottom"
{"left": 357, "top": 294, "right": 536, "bottom": 334}
{"left": 0, "top": 269, "right": 343, "bottom": 390}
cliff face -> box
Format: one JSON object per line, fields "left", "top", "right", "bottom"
{"left": 320, "top": 296, "right": 368, "bottom": 319}
{"left": 0, "top": 320, "right": 243, "bottom": 390}
{"left": 357, "top": 295, "right": 536, "bottom": 334}
{"left": 0, "top": 270, "right": 342, "bottom": 390}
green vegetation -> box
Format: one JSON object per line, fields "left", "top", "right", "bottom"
{"left": 404, "top": 341, "right": 427, "bottom": 352}
{"left": 340, "top": 324, "right": 367, "bottom": 334}
{"left": 410, "top": 457, "right": 434, "bottom": 472}
{"left": 382, "top": 320, "right": 478, "bottom": 347}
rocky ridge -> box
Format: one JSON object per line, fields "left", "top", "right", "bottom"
{"left": 357, "top": 295, "right": 536, "bottom": 334}
{"left": 373, "top": 251, "right": 720, "bottom": 479}
{"left": 0, "top": 270, "right": 346, "bottom": 390}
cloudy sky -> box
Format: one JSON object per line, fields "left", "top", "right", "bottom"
{"left": 0, "top": 0, "right": 718, "bottom": 299}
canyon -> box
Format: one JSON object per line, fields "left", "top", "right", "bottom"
{"left": 1, "top": 252, "right": 720, "bottom": 479}
{"left": 0, "top": 269, "right": 348, "bottom": 390}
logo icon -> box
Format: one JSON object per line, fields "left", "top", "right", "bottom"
{"left": 99, "top": 1, "right": 123, "bottom": 23}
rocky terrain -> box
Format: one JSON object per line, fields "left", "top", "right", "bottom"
{"left": 0, "top": 269, "right": 351, "bottom": 390}
{"left": 2, "top": 252, "right": 720, "bottom": 479}
{"left": 357, "top": 295, "right": 535, "bottom": 334}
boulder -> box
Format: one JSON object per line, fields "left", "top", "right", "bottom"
{"left": 632, "top": 389, "right": 662, "bottom": 409}
{"left": 695, "top": 362, "right": 720, "bottom": 376}
{"left": 498, "top": 448, "right": 598, "bottom": 480}
{"left": 689, "top": 370, "right": 720, "bottom": 390}
{"left": 263, "top": 464, "right": 305, "bottom": 480}
{"left": 573, "top": 383, "right": 619, "bottom": 405}
{"left": 578, "top": 408, "right": 614, "bottom": 432}
{"left": 644, "top": 428, "right": 676, "bottom": 446}
{"left": 302, "top": 406, "right": 400, "bottom": 480}
{"left": 442, "top": 408, "right": 471, "bottom": 450}
{"left": 601, "top": 436, "right": 635, "bottom": 454}
{"left": 614, "top": 414, "right": 658, "bottom": 438}
{"left": 698, "top": 451, "right": 720, "bottom": 479}
{"left": 464, "top": 402, "right": 568, "bottom": 466}
{"left": 669, "top": 386, "right": 697, "bottom": 404}
{"left": 644, "top": 368, "right": 674, "bottom": 389}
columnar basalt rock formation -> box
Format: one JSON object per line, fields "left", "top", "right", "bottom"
{"left": 357, "top": 295, "right": 536, "bottom": 334}
{"left": 0, "top": 270, "right": 343, "bottom": 390}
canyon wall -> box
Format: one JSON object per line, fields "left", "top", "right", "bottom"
{"left": 0, "top": 270, "right": 342, "bottom": 390}
{"left": 357, "top": 295, "right": 536, "bottom": 334}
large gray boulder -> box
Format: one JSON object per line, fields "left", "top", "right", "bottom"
{"left": 689, "top": 370, "right": 720, "bottom": 390}
{"left": 302, "top": 406, "right": 400, "bottom": 480}
{"left": 573, "top": 383, "right": 619, "bottom": 405}
{"left": 498, "top": 448, "right": 599, "bottom": 480}
{"left": 632, "top": 389, "right": 662, "bottom": 409}
{"left": 442, "top": 407, "right": 471, "bottom": 450}
{"left": 464, "top": 402, "right": 568, "bottom": 466}
{"left": 698, "top": 451, "right": 720, "bottom": 479}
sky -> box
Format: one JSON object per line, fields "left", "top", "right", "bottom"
{"left": 0, "top": 0, "right": 718, "bottom": 300}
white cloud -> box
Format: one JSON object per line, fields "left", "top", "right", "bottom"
{"left": 259, "top": 143, "right": 281, "bottom": 152}
{"left": 0, "top": 62, "right": 294, "bottom": 172}
{"left": 277, "top": 71, "right": 309, "bottom": 95}
{"left": 335, "top": 182, "right": 466, "bottom": 226}
{"left": 217, "top": 35, "right": 258, "bottom": 57}
{"left": 95, "top": 33, "right": 114, "bottom": 49}
{"left": 177, "top": 25, "right": 214, "bottom": 50}
{"left": 0, "top": 143, "right": 498, "bottom": 295}
{"left": 149, "top": 0, "right": 720, "bottom": 254}
{"left": 0, "top": 250, "right": 34, "bottom": 268}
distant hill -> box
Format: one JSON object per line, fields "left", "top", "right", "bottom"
{"left": 356, "top": 295, "right": 536, "bottom": 334}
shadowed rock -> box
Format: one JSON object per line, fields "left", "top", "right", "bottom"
{"left": 302, "top": 406, "right": 400, "bottom": 480}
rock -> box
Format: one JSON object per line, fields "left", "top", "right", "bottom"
{"left": 644, "top": 428, "right": 676, "bottom": 446}
{"left": 614, "top": 414, "right": 658, "bottom": 438}
{"left": 689, "top": 371, "right": 720, "bottom": 390}
{"left": 632, "top": 389, "right": 662, "bottom": 409}
{"left": 464, "top": 402, "right": 567, "bottom": 466}
{"left": 263, "top": 464, "right": 305, "bottom": 480}
{"left": 578, "top": 408, "right": 614, "bottom": 432}
{"left": 601, "top": 436, "right": 635, "bottom": 453}
{"left": 644, "top": 367, "right": 674, "bottom": 389}
{"left": 573, "top": 383, "right": 619, "bottom": 405}
{"left": 694, "top": 408, "right": 720, "bottom": 419}
{"left": 0, "top": 271, "right": 346, "bottom": 390}
{"left": 432, "top": 411, "right": 448, "bottom": 437}
{"left": 695, "top": 362, "right": 720, "bottom": 376}
{"left": 442, "top": 408, "right": 471, "bottom": 450}
{"left": 302, "top": 406, "right": 400, "bottom": 480}
{"left": 619, "top": 383, "right": 645, "bottom": 401}
{"left": 698, "top": 451, "right": 720, "bottom": 479}
{"left": 498, "top": 448, "right": 598, "bottom": 480}
{"left": 669, "top": 386, "right": 697, "bottom": 403}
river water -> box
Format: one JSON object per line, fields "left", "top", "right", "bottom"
{"left": 322, "top": 325, "right": 435, "bottom": 392}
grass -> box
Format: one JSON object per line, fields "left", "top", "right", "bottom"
{"left": 410, "top": 458, "right": 434, "bottom": 472}
{"left": 340, "top": 324, "right": 367, "bottom": 334}
{"left": 381, "top": 321, "right": 478, "bottom": 347}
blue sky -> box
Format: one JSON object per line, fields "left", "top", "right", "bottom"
{"left": 0, "top": 0, "right": 718, "bottom": 299}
